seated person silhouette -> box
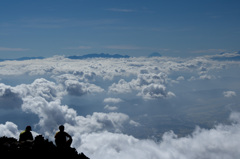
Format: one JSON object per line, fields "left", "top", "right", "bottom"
{"left": 19, "top": 125, "right": 33, "bottom": 142}
{"left": 55, "top": 125, "right": 72, "bottom": 148}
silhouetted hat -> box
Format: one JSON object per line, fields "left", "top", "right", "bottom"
{"left": 26, "top": 126, "right": 32, "bottom": 131}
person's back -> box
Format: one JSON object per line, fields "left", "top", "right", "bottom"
{"left": 19, "top": 126, "right": 33, "bottom": 142}
{"left": 55, "top": 125, "right": 72, "bottom": 148}
{"left": 55, "top": 131, "right": 69, "bottom": 146}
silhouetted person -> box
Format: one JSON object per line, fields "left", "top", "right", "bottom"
{"left": 55, "top": 125, "right": 72, "bottom": 148}
{"left": 19, "top": 126, "right": 33, "bottom": 142}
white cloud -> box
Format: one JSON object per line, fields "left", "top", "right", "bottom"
{"left": 13, "top": 79, "right": 135, "bottom": 137}
{"left": 21, "top": 90, "right": 134, "bottom": 138}
{"left": 65, "top": 80, "right": 104, "bottom": 96}
{"left": 108, "top": 79, "right": 133, "bottom": 94}
{"left": 0, "top": 122, "right": 20, "bottom": 138}
{"left": 21, "top": 96, "right": 77, "bottom": 135}
{"left": 0, "top": 83, "right": 23, "bottom": 109}
{"left": 60, "top": 112, "right": 138, "bottom": 148}
{"left": 104, "top": 105, "right": 118, "bottom": 111}
{"left": 177, "top": 76, "right": 185, "bottom": 81}
{"left": 103, "top": 98, "right": 123, "bottom": 104}
{"left": 0, "top": 47, "right": 29, "bottom": 51}
{"left": 0, "top": 76, "right": 133, "bottom": 128}
{"left": 129, "top": 120, "right": 140, "bottom": 127}
{"left": 138, "top": 84, "right": 175, "bottom": 100}
{"left": 65, "top": 80, "right": 88, "bottom": 96}
{"left": 0, "top": 54, "right": 228, "bottom": 79}
{"left": 0, "top": 78, "right": 114, "bottom": 137}
{"left": 191, "top": 49, "right": 226, "bottom": 54}
{"left": 208, "top": 51, "right": 240, "bottom": 60}
{"left": 16, "top": 78, "right": 62, "bottom": 102}
{"left": 229, "top": 112, "right": 240, "bottom": 122}
{"left": 199, "top": 74, "right": 215, "bottom": 80}
{"left": 75, "top": 113, "right": 240, "bottom": 159}
{"left": 3, "top": 110, "right": 240, "bottom": 159}
{"left": 83, "top": 72, "right": 97, "bottom": 81}
{"left": 223, "top": 91, "right": 237, "bottom": 98}
{"left": 0, "top": 54, "right": 239, "bottom": 159}
{"left": 1, "top": 111, "right": 239, "bottom": 159}
{"left": 188, "top": 76, "right": 197, "bottom": 81}
{"left": 108, "top": 73, "right": 171, "bottom": 99}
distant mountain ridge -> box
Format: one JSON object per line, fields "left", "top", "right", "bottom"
{"left": 67, "top": 53, "right": 130, "bottom": 59}
{"left": 0, "top": 56, "right": 45, "bottom": 62}
{"left": 0, "top": 53, "right": 130, "bottom": 62}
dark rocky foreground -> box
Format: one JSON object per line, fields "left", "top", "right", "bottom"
{"left": 0, "top": 135, "right": 89, "bottom": 159}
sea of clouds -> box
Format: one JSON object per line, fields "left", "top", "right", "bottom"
{"left": 0, "top": 52, "right": 240, "bottom": 159}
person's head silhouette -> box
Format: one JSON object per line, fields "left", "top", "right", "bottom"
{"left": 26, "top": 125, "right": 32, "bottom": 132}
{"left": 59, "top": 125, "right": 64, "bottom": 132}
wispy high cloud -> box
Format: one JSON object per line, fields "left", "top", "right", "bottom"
{"left": 20, "top": 18, "right": 69, "bottom": 29}
{"left": 191, "top": 49, "right": 226, "bottom": 54}
{"left": 103, "top": 98, "right": 123, "bottom": 104}
{"left": 107, "top": 8, "right": 136, "bottom": 13}
{"left": 105, "top": 45, "right": 142, "bottom": 50}
{"left": 0, "top": 47, "right": 29, "bottom": 51}
{"left": 64, "top": 46, "right": 92, "bottom": 50}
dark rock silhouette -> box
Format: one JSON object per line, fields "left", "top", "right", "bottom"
{"left": 0, "top": 136, "right": 89, "bottom": 159}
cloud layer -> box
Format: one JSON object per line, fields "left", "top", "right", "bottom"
{"left": 0, "top": 53, "right": 240, "bottom": 158}
{"left": 78, "top": 118, "right": 240, "bottom": 159}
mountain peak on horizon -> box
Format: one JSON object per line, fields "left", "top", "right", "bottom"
{"left": 148, "top": 52, "right": 162, "bottom": 57}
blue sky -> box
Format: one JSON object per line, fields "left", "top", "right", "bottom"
{"left": 1, "top": 0, "right": 240, "bottom": 58}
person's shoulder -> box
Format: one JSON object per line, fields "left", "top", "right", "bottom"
{"left": 20, "top": 130, "right": 25, "bottom": 135}
{"left": 55, "top": 131, "right": 60, "bottom": 136}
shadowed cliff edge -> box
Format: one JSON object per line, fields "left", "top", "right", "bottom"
{"left": 0, "top": 136, "right": 89, "bottom": 159}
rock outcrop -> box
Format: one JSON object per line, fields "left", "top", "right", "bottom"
{"left": 0, "top": 135, "right": 89, "bottom": 159}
